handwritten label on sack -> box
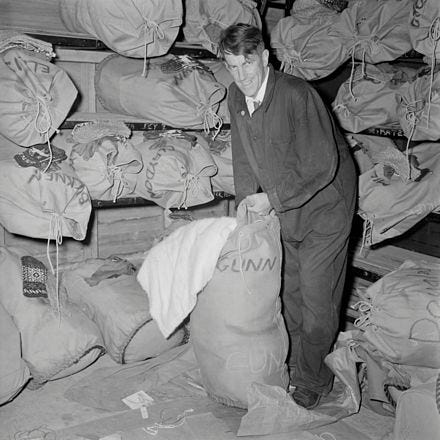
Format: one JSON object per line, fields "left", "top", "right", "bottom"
{"left": 28, "top": 169, "right": 90, "bottom": 205}
{"left": 217, "top": 255, "right": 277, "bottom": 272}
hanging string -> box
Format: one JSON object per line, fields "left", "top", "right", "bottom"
{"left": 107, "top": 164, "right": 125, "bottom": 203}
{"left": 142, "top": 18, "right": 165, "bottom": 77}
{"left": 426, "top": 17, "right": 440, "bottom": 126}
{"left": 34, "top": 95, "right": 55, "bottom": 173}
{"left": 404, "top": 99, "right": 424, "bottom": 180}
{"left": 180, "top": 173, "right": 200, "bottom": 209}
{"left": 353, "top": 300, "right": 373, "bottom": 329}
{"left": 200, "top": 104, "right": 223, "bottom": 139}
{"left": 46, "top": 212, "right": 63, "bottom": 322}
{"left": 237, "top": 230, "right": 254, "bottom": 296}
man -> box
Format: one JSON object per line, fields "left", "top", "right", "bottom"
{"left": 218, "top": 23, "right": 357, "bottom": 409}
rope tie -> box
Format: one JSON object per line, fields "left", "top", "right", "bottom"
{"left": 34, "top": 95, "right": 55, "bottom": 173}
{"left": 404, "top": 99, "right": 424, "bottom": 180}
{"left": 347, "top": 39, "right": 369, "bottom": 101}
{"left": 141, "top": 408, "right": 194, "bottom": 436}
{"left": 353, "top": 300, "right": 373, "bottom": 329}
{"left": 180, "top": 173, "right": 200, "bottom": 209}
{"left": 200, "top": 104, "right": 223, "bottom": 139}
{"left": 332, "top": 103, "right": 350, "bottom": 118}
{"left": 107, "top": 164, "right": 125, "bottom": 203}
{"left": 46, "top": 212, "right": 63, "bottom": 321}
{"left": 359, "top": 217, "right": 372, "bottom": 255}
{"left": 427, "top": 17, "right": 440, "bottom": 126}
{"left": 141, "top": 18, "right": 165, "bottom": 77}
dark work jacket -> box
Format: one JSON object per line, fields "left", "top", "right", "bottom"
{"left": 228, "top": 65, "right": 350, "bottom": 213}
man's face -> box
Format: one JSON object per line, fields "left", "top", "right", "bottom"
{"left": 224, "top": 49, "right": 269, "bottom": 98}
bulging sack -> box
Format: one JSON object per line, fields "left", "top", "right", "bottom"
{"left": 190, "top": 202, "right": 289, "bottom": 409}
{"left": 355, "top": 260, "right": 440, "bottom": 368}
{"left": 95, "top": 53, "right": 226, "bottom": 131}
{"left": 0, "top": 48, "right": 77, "bottom": 147}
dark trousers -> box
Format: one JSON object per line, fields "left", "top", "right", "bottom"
{"left": 278, "top": 156, "right": 357, "bottom": 395}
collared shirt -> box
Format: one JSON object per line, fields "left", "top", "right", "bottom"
{"left": 245, "top": 67, "right": 269, "bottom": 116}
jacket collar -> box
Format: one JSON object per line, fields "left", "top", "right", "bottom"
{"left": 234, "top": 65, "right": 276, "bottom": 115}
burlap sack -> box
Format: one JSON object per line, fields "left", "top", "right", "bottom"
{"left": 0, "top": 247, "right": 104, "bottom": 385}
{"left": 183, "top": 0, "right": 262, "bottom": 55}
{"left": 131, "top": 130, "right": 217, "bottom": 209}
{"left": 61, "top": 257, "right": 186, "bottom": 364}
{"left": 0, "top": 48, "right": 77, "bottom": 147}
{"left": 354, "top": 260, "right": 440, "bottom": 369}
{"left": 59, "top": 0, "right": 182, "bottom": 58}
{"left": 70, "top": 135, "right": 143, "bottom": 202}
{"left": 0, "top": 303, "right": 30, "bottom": 404}
{"left": 409, "top": 0, "right": 440, "bottom": 62}
{"left": 190, "top": 201, "right": 289, "bottom": 408}
{"left": 0, "top": 134, "right": 91, "bottom": 241}
{"left": 95, "top": 54, "right": 226, "bottom": 131}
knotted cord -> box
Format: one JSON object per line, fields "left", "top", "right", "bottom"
{"left": 427, "top": 17, "right": 440, "bottom": 126}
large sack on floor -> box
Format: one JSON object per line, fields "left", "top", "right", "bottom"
{"left": 0, "top": 247, "right": 104, "bottom": 385}
{"left": 61, "top": 256, "right": 186, "bottom": 364}
{"left": 95, "top": 53, "right": 226, "bottom": 131}
{"left": 59, "top": 0, "right": 182, "bottom": 58}
{"left": 0, "top": 46, "right": 77, "bottom": 147}
{"left": 393, "top": 377, "right": 440, "bottom": 440}
{"left": 0, "top": 303, "right": 30, "bottom": 404}
{"left": 354, "top": 259, "right": 440, "bottom": 368}
{"left": 190, "top": 199, "right": 289, "bottom": 408}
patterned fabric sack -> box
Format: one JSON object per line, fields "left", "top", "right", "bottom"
{"left": 0, "top": 302, "right": 30, "bottom": 404}
{"left": 95, "top": 54, "right": 226, "bottom": 131}
{"left": 70, "top": 134, "right": 143, "bottom": 202}
{"left": 332, "top": 63, "right": 417, "bottom": 133}
{"left": 59, "top": 0, "right": 182, "bottom": 58}
{"left": 0, "top": 134, "right": 91, "bottom": 241}
{"left": 397, "top": 69, "right": 440, "bottom": 142}
{"left": 354, "top": 260, "right": 440, "bottom": 369}
{"left": 0, "top": 47, "right": 77, "bottom": 147}
{"left": 190, "top": 198, "right": 289, "bottom": 409}
{"left": 409, "top": 0, "right": 440, "bottom": 63}
{"left": 183, "top": 0, "right": 262, "bottom": 55}
{"left": 0, "top": 247, "right": 104, "bottom": 385}
{"left": 131, "top": 130, "right": 217, "bottom": 209}
{"left": 61, "top": 256, "right": 186, "bottom": 364}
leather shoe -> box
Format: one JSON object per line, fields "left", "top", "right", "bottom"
{"left": 292, "top": 386, "right": 321, "bottom": 410}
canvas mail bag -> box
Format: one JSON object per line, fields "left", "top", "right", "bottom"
{"left": 60, "top": 0, "right": 182, "bottom": 58}
{"left": 190, "top": 202, "right": 289, "bottom": 409}
{"left": 0, "top": 48, "right": 77, "bottom": 147}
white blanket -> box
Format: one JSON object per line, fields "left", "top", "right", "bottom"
{"left": 137, "top": 216, "right": 237, "bottom": 338}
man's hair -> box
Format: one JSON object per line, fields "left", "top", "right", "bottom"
{"left": 218, "top": 24, "right": 265, "bottom": 59}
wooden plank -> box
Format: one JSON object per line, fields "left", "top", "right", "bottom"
{"left": 351, "top": 242, "right": 440, "bottom": 277}
{"left": 0, "top": 0, "right": 88, "bottom": 38}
